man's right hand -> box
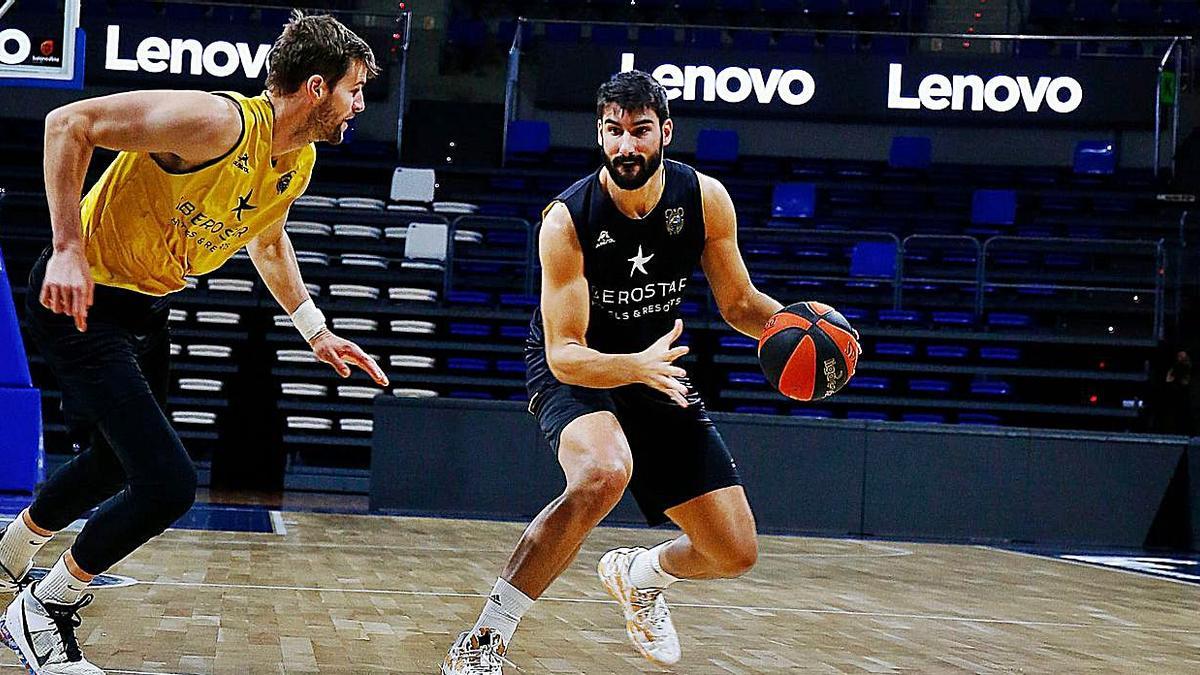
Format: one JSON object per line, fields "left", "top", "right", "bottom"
{"left": 632, "top": 319, "right": 690, "bottom": 407}
{"left": 40, "top": 245, "right": 94, "bottom": 332}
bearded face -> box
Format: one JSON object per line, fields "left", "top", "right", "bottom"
{"left": 597, "top": 104, "right": 670, "bottom": 191}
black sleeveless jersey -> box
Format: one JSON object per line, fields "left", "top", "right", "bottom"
{"left": 526, "top": 159, "right": 706, "bottom": 393}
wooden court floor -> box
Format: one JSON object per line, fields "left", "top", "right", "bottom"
{"left": 1, "top": 512, "right": 1197, "bottom": 674}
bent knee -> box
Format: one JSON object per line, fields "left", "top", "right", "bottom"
{"left": 711, "top": 536, "right": 758, "bottom": 578}
{"left": 566, "top": 464, "right": 630, "bottom": 509}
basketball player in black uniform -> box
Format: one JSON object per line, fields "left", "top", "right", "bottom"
{"left": 442, "top": 71, "right": 784, "bottom": 673}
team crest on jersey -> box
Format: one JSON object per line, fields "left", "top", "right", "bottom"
{"left": 232, "top": 152, "right": 251, "bottom": 174}
{"left": 596, "top": 230, "right": 616, "bottom": 248}
{"left": 664, "top": 207, "right": 685, "bottom": 236}
{"left": 276, "top": 170, "right": 296, "bottom": 195}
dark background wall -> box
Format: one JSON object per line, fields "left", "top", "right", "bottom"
{"left": 372, "top": 398, "right": 1197, "bottom": 549}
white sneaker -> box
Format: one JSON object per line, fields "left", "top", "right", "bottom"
{"left": 0, "top": 585, "right": 104, "bottom": 674}
{"left": 598, "top": 547, "right": 681, "bottom": 666}
{"left": 440, "top": 627, "right": 514, "bottom": 675}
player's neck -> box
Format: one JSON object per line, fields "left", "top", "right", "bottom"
{"left": 265, "top": 91, "right": 311, "bottom": 158}
{"left": 602, "top": 164, "right": 666, "bottom": 220}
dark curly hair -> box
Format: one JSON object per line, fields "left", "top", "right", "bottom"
{"left": 265, "top": 10, "right": 380, "bottom": 94}
{"left": 596, "top": 70, "right": 670, "bottom": 123}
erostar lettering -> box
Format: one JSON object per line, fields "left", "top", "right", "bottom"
{"left": 173, "top": 198, "right": 250, "bottom": 253}
{"left": 104, "top": 24, "right": 271, "bottom": 78}
{"left": 591, "top": 277, "right": 690, "bottom": 321}
{"left": 886, "top": 63, "right": 1083, "bottom": 114}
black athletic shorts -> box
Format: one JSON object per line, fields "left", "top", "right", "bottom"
{"left": 527, "top": 378, "right": 742, "bottom": 527}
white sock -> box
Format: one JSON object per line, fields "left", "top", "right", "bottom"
{"left": 628, "top": 542, "right": 681, "bottom": 590}
{"left": 471, "top": 577, "right": 534, "bottom": 646}
{"left": 0, "top": 513, "right": 52, "bottom": 579}
{"left": 34, "top": 555, "right": 89, "bottom": 606}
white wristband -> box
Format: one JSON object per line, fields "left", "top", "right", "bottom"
{"left": 291, "top": 299, "right": 328, "bottom": 342}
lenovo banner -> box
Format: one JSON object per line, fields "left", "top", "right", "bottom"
{"left": 83, "top": 16, "right": 391, "bottom": 99}
{"left": 533, "top": 45, "right": 1157, "bottom": 128}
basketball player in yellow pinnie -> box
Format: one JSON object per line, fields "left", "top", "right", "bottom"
{"left": 0, "top": 13, "right": 387, "bottom": 674}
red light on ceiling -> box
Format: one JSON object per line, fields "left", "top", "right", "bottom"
{"left": 1088, "top": 394, "right": 1098, "bottom": 404}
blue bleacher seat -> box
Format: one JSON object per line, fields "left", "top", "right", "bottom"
{"left": 850, "top": 242, "right": 897, "bottom": 278}
{"left": 959, "top": 412, "right": 1001, "bottom": 425}
{"left": 450, "top": 322, "right": 492, "bottom": 337}
{"left": 507, "top": 120, "right": 551, "bottom": 158}
{"left": 447, "top": 290, "right": 492, "bottom": 305}
{"left": 496, "top": 360, "right": 526, "bottom": 373}
{"left": 987, "top": 312, "right": 1032, "bottom": 328}
{"left": 932, "top": 311, "right": 973, "bottom": 326}
{"left": 791, "top": 409, "right": 834, "bottom": 419}
{"left": 500, "top": 325, "right": 529, "bottom": 340}
{"left": 909, "top": 379, "right": 952, "bottom": 394}
{"left": 448, "top": 358, "right": 489, "bottom": 371}
{"left": 735, "top": 405, "right": 778, "bottom": 415}
{"left": 878, "top": 309, "right": 921, "bottom": 325}
{"left": 979, "top": 346, "right": 1020, "bottom": 361}
{"left": 875, "top": 342, "right": 916, "bottom": 357}
{"left": 1074, "top": 140, "right": 1116, "bottom": 175}
{"left": 889, "top": 137, "right": 932, "bottom": 169}
{"left": 499, "top": 294, "right": 538, "bottom": 308}
{"left": 449, "top": 391, "right": 494, "bottom": 399}
{"left": 970, "top": 380, "right": 1012, "bottom": 396}
{"left": 771, "top": 183, "right": 817, "bottom": 219}
{"left": 729, "top": 372, "right": 769, "bottom": 385}
{"left": 720, "top": 336, "right": 758, "bottom": 350}
{"left": 696, "top": 130, "right": 739, "bottom": 164}
{"left": 840, "top": 308, "right": 870, "bottom": 323}
{"left": 902, "top": 413, "right": 946, "bottom": 424}
{"left": 847, "top": 411, "right": 889, "bottom": 421}
{"left": 927, "top": 344, "right": 969, "bottom": 359}
{"left": 972, "top": 190, "right": 1017, "bottom": 226}
{"left": 849, "top": 376, "right": 889, "bottom": 391}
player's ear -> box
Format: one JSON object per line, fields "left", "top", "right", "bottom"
{"left": 661, "top": 118, "right": 673, "bottom": 147}
{"left": 596, "top": 118, "right": 604, "bottom": 148}
{"left": 305, "top": 75, "right": 326, "bottom": 101}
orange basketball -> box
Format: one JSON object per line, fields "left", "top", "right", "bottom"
{"left": 758, "top": 301, "right": 861, "bottom": 401}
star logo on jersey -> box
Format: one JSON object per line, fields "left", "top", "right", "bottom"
{"left": 627, "top": 245, "right": 654, "bottom": 277}
{"left": 276, "top": 170, "right": 296, "bottom": 195}
{"left": 596, "top": 230, "right": 616, "bottom": 249}
{"left": 231, "top": 189, "right": 257, "bottom": 221}
{"left": 232, "top": 152, "right": 251, "bottom": 174}
{"left": 665, "top": 207, "right": 685, "bottom": 236}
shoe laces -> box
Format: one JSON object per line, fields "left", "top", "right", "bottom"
{"left": 458, "top": 633, "right": 520, "bottom": 674}
{"left": 630, "top": 588, "right": 670, "bottom": 632}
{"left": 42, "top": 593, "right": 92, "bottom": 663}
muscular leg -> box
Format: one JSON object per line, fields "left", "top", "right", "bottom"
{"left": 502, "top": 411, "right": 632, "bottom": 598}
{"left": 658, "top": 485, "right": 758, "bottom": 580}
